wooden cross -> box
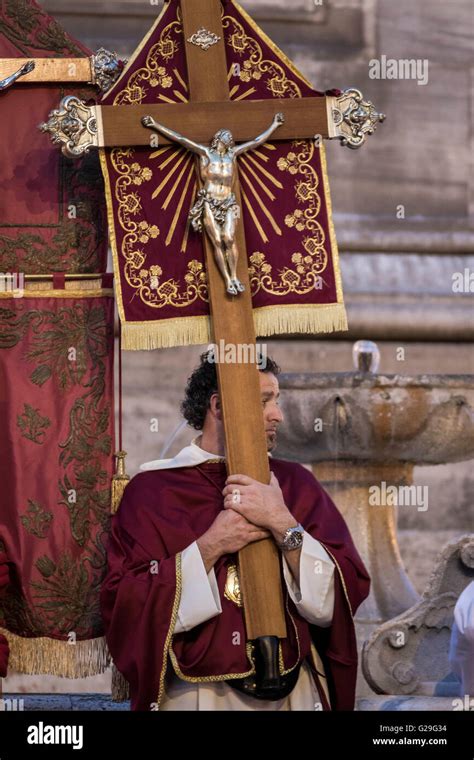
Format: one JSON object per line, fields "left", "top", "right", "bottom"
{"left": 0, "top": 48, "right": 123, "bottom": 93}
{"left": 40, "top": 0, "right": 384, "bottom": 683}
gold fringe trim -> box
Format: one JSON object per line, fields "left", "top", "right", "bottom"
{"left": 121, "top": 315, "right": 211, "bottom": 351}
{"left": 111, "top": 664, "right": 130, "bottom": 702}
{"left": 121, "top": 302, "right": 347, "bottom": 350}
{"left": 0, "top": 628, "right": 111, "bottom": 678}
{"left": 0, "top": 289, "right": 113, "bottom": 300}
{"left": 254, "top": 302, "right": 348, "bottom": 338}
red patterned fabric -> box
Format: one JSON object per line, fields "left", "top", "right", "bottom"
{"left": 101, "top": 0, "right": 346, "bottom": 349}
{"left": 0, "top": 286, "right": 114, "bottom": 660}
{"left": 0, "top": 0, "right": 107, "bottom": 274}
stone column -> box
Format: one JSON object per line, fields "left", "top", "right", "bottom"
{"left": 315, "top": 461, "right": 420, "bottom": 625}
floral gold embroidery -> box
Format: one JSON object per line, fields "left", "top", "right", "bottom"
{"left": 20, "top": 500, "right": 53, "bottom": 539}
{"left": 223, "top": 15, "right": 302, "bottom": 99}
{"left": 17, "top": 404, "right": 51, "bottom": 444}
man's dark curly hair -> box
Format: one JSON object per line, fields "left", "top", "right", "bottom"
{"left": 181, "top": 350, "right": 281, "bottom": 430}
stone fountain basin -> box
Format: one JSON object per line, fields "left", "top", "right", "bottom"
{"left": 275, "top": 373, "right": 474, "bottom": 464}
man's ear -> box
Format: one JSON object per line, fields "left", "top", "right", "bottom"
{"left": 209, "top": 392, "right": 222, "bottom": 418}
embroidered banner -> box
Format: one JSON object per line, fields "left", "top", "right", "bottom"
{"left": 101, "top": 0, "right": 347, "bottom": 350}
{"left": 0, "top": 280, "right": 114, "bottom": 677}
{"left": 0, "top": 0, "right": 107, "bottom": 274}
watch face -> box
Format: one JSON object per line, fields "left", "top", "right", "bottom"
{"left": 284, "top": 527, "right": 303, "bottom": 550}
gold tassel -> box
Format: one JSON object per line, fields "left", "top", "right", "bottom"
{"left": 111, "top": 663, "right": 130, "bottom": 702}
{"left": 0, "top": 628, "right": 110, "bottom": 677}
{"left": 111, "top": 451, "right": 130, "bottom": 514}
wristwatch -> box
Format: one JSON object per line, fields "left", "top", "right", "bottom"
{"left": 280, "top": 523, "right": 304, "bottom": 551}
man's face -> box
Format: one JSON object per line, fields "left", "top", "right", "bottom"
{"left": 260, "top": 372, "right": 284, "bottom": 451}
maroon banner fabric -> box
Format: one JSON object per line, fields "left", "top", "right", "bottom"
{"left": 0, "top": 0, "right": 108, "bottom": 274}
{"left": 101, "top": 0, "right": 346, "bottom": 350}
{"left": 0, "top": 284, "right": 114, "bottom": 676}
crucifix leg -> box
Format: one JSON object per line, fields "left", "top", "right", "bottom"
{"left": 203, "top": 202, "right": 237, "bottom": 295}
{"left": 223, "top": 210, "right": 245, "bottom": 293}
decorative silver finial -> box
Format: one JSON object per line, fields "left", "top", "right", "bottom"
{"left": 329, "top": 88, "right": 385, "bottom": 149}
{"left": 39, "top": 96, "right": 99, "bottom": 158}
{"left": 91, "top": 47, "right": 126, "bottom": 93}
{"left": 352, "top": 340, "right": 381, "bottom": 373}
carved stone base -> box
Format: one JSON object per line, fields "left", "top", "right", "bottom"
{"left": 362, "top": 534, "right": 474, "bottom": 695}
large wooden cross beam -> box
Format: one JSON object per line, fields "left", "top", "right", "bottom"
{"left": 40, "top": 86, "right": 383, "bottom": 155}
{"left": 40, "top": 0, "right": 384, "bottom": 689}
{"left": 0, "top": 48, "right": 123, "bottom": 93}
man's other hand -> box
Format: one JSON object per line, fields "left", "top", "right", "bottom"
{"left": 197, "top": 509, "right": 270, "bottom": 573}
{"left": 222, "top": 472, "right": 295, "bottom": 541}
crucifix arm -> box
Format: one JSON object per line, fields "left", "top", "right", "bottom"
{"left": 0, "top": 60, "right": 35, "bottom": 91}
{"left": 141, "top": 115, "right": 207, "bottom": 156}
{"left": 233, "top": 112, "right": 285, "bottom": 157}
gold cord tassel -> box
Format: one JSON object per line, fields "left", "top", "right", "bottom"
{"left": 111, "top": 451, "right": 130, "bottom": 514}
{"left": 111, "top": 663, "right": 130, "bottom": 702}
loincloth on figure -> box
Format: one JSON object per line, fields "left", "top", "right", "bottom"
{"left": 189, "top": 189, "right": 239, "bottom": 233}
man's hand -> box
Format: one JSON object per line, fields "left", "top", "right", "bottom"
{"left": 222, "top": 473, "right": 297, "bottom": 543}
{"left": 196, "top": 509, "right": 270, "bottom": 574}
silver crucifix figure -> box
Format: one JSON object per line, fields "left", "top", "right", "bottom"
{"left": 142, "top": 112, "right": 285, "bottom": 296}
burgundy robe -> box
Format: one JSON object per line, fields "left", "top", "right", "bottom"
{"left": 100, "top": 459, "right": 370, "bottom": 710}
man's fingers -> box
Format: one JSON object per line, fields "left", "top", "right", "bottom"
{"left": 249, "top": 531, "right": 270, "bottom": 543}
{"left": 250, "top": 526, "right": 270, "bottom": 537}
{"left": 223, "top": 497, "right": 243, "bottom": 509}
{"left": 225, "top": 474, "right": 254, "bottom": 487}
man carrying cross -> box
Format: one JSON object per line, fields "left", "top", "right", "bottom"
{"left": 100, "top": 352, "right": 370, "bottom": 711}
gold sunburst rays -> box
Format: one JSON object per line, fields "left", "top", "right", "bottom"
{"left": 180, "top": 181, "right": 197, "bottom": 253}
{"left": 162, "top": 156, "right": 193, "bottom": 210}
{"left": 239, "top": 158, "right": 276, "bottom": 201}
{"left": 172, "top": 90, "right": 188, "bottom": 103}
{"left": 148, "top": 147, "right": 196, "bottom": 251}
{"left": 239, "top": 168, "right": 282, "bottom": 237}
{"left": 237, "top": 143, "right": 283, "bottom": 242}
{"left": 165, "top": 165, "right": 196, "bottom": 248}
{"left": 241, "top": 153, "right": 283, "bottom": 190}
{"left": 151, "top": 150, "right": 189, "bottom": 199}
{"left": 228, "top": 77, "right": 257, "bottom": 101}
{"left": 241, "top": 190, "right": 269, "bottom": 244}
{"left": 173, "top": 68, "right": 188, "bottom": 92}
{"left": 157, "top": 92, "right": 181, "bottom": 104}
{"left": 149, "top": 145, "right": 174, "bottom": 161}
{"left": 234, "top": 87, "right": 257, "bottom": 100}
